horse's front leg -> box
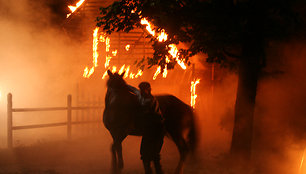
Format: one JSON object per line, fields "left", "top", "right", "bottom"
{"left": 117, "top": 142, "right": 124, "bottom": 169}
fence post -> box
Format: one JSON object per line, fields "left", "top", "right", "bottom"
{"left": 7, "top": 93, "right": 13, "bottom": 148}
{"left": 67, "top": 94, "right": 72, "bottom": 139}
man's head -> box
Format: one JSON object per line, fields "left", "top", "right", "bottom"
{"left": 138, "top": 82, "right": 151, "bottom": 95}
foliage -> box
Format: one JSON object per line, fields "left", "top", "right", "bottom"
{"left": 96, "top": 0, "right": 301, "bottom": 70}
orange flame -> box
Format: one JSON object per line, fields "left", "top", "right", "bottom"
{"left": 140, "top": 19, "right": 187, "bottom": 70}
{"left": 125, "top": 44, "right": 130, "bottom": 51}
{"left": 111, "top": 66, "right": 117, "bottom": 73}
{"left": 124, "top": 66, "right": 130, "bottom": 78}
{"left": 93, "top": 27, "right": 99, "bottom": 67}
{"left": 118, "top": 65, "right": 126, "bottom": 75}
{"left": 163, "top": 65, "right": 168, "bottom": 78}
{"left": 102, "top": 70, "right": 108, "bottom": 79}
{"left": 135, "top": 69, "right": 143, "bottom": 78}
{"left": 153, "top": 66, "right": 161, "bottom": 80}
{"left": 112, "top": 50, "right": 118, "bottom": 56}
{"left": 190, "top": 79, "right": 200, "bottom": 108}
{"left": 83, "top": 66, "right": 95, "bottom": 78}
{"left": 67, "top": 0, "right": 86, "bottom": 18}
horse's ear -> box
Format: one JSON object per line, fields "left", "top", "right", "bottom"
{"left": 107, "top": 70, "right": 113, "bottom": 77}
{"left": 120, "top": 71, "right": 125, "bottom": 78}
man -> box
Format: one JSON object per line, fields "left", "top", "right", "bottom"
{"left": 137, "top": 82, "right": 164, "bottom": 174}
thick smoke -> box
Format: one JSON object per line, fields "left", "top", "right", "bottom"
{"left": 0, "top": 0, "right": 87, "bottom": 147}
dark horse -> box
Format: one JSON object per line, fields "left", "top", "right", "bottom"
{"left": 103, "top": 70, "right": 197, "bottom": 174}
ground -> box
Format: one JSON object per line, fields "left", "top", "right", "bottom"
{"left": 0, "top": 133, "right": 234, "bottom": 174}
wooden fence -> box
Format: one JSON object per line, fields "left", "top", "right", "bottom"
{"left": 7, "top": 93, "right": 104, "bottom": 148}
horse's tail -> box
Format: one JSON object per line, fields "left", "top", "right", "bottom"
{"left": 187, "top": 109, "right": 198, "bottom": 154}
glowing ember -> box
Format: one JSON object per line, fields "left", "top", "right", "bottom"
{"left": 67, "top": 0, "right": 86, "bottom": 18}
{"left": 153, "top": 66, "right": 161, "bottom": 80}
{"left": 190, "top": 79, "right": 200, "bottom": 108}
{"left": 125, "top": 44, "right": 130, "bottom": 51}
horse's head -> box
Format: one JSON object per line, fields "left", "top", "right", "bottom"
{"left": 106, "top": 70, "right": 127, "bottom": 90}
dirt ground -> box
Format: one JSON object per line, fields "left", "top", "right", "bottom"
{"left": 0, "top": 133, "right": 231, "bottom": 174}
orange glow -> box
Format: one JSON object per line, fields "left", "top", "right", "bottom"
{"left": 153, "top": 66, "right": 161, "bottom": 80}
{"left": 300, "top": 148, "right": 306, "bottom": 174}
{"left": 125, "top": 44, "right": 130, "bottom": 51}
{"left": 67, "top": 0, "right": 86, "bottom": 18}
{"left": 190, "top": 79, "right": 200, "bottom": 108}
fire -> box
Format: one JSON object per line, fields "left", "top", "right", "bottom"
{"left": 105, "top": 55, "right": 112, "bottom": 68}
{"left": 102, "top": 70, "right": 108, "bottom": 79}
{"left": 83, "top": 66, "right": 95, "bottom": 78}
{"left": 135, "top": 69, "right": 143, "bottom": 78}
{"left": 112, "top": 50, "right": 118, "bottom": 56}
{"left": 67, "top": 0, "right": 86, "bottom": 18}
{"left": 153, "top": 66, "right": 161, "bottom": 80}
{"left": 163, "top": 65, "right": 168, "bottom": 78}
{"left": 190, "top": 79, "right": 200, "bottom": 108}
{"left": 93, "top": 27, "right": 99, "bottom": 67}
{"left": 118, "top": 65, "right": 126, "bottom": 75}
{"left": 111, "top": 66, "right": 117, "bottom": 73}
{"left": 125, "top": 44, "right": 130, "bottom": 51}
{"left": 140, "top": 18, "right": 187, "bottom": 78}
{"left": 140, "top": 18, "right": 155, "bottom": 36}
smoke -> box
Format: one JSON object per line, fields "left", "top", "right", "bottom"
{"left": 0, "top": 0, "right": 88, "bottom": 147}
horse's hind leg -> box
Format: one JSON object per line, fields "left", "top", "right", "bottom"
{"left": 111, "top": 143, "right": 118, "bottom": 174}
{"left": 111, "top": 134, "right": 126, "bottom": 174}
{"left": 172, "top": 135, "right": 188, "bottom": 174}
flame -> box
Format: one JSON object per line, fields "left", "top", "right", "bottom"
{"left": 111, "top": 66, "right": 117, "bottom": 73}
{"left": 118, "top": 65, "right": 126, "bottom": 75}
{"left": 153, "top": 66, "right": 161, "bottom": 80}
{"left": 157, "top": 29, "right": 167, "bottom": 42}
{"left": 124, "top": 66, "right": 130, "bottom": 78}
{"left": 112, "top": 50, "right": 118, "bottom": 56}
{"left": 162, "top": 65, "right": 168, "bottom": 78}
{"left": 102, "top": 70, "right": 108, "bottom": 79}
{"left": 93, "top": 27, "right": 99, "bottom": 67}
{"left": 190, "top": 79, "right": 200, "bottom": 108}
{"left": 125, "top": 44, "right": 130, "bottom": 51}
{"left": 67, "top": 0, "right": 86, "bottom": 18}
{"left": 83, "top": 66, "right": 95, "bottom": 78}
{"left": 140, "top": 19, "right": 187, "bottom": 70}
{"left": 105, "top": 55, "right": 112, "bottom": 68}
{"left": 106, "top": 37, "right": 110, "bottom": 52}
{"left": 141, "top": 18, "right": 155, "bottom": 36}
{"left": 135, "top": 69, "right": 143, "bottom": 78}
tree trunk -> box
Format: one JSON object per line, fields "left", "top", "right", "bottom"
{"left": 230, "top": 33, "right": 264, "bottom": 160}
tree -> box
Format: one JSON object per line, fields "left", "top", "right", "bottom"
{"left": 96, "top": 0, "right": 302, "bottom": 161}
